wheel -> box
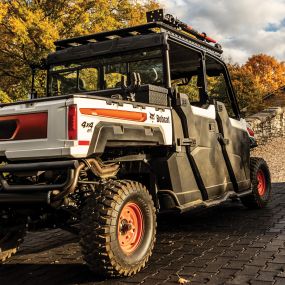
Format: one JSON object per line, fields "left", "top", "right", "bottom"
{"left": 240, "top": 157, "right": 271, "bottom": 209}
{"left": 80, "top": 180, "right": 156, "bottom": 277}
{"left": 0, "top": 212, "right": 26, "bottom": 263}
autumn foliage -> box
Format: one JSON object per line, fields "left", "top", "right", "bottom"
{"left": 0, "top": 0, "right": 158, "bottom": 101}
{"left": 228, "top": 54, "right": 285, "bottom": 114}
{"left": 0, "top": 1, "right": 284, "bottom": 114}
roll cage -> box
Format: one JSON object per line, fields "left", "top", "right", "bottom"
{"left": 42, "top": 10, "right": 240, "bottom": 118}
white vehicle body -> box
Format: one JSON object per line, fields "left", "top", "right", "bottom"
{"left": 0, "top": 95, "right": 173, "bottom": 161}
{"left": 0, "top": 94, "right": 249, "bottom": 162}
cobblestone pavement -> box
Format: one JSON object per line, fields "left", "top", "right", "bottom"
{"left": 1, "top": 183, "right": 285, "bottom": 285}
{"left": 1, "top": 139, "right": 285, "bottom": 285}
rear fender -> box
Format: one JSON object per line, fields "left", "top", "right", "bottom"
{"left": 87, "top": 122, "right": 165, "bottom": 155}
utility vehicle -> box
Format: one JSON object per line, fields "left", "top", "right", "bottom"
{"left": 0, "top": 9, "right": 271, "bottom": 277}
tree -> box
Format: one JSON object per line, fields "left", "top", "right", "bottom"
{"left": 0, "top": 89, "right": 12, "bottom": 103}
{"left": 228, "top": 64, "right": 264, "bottom": 114}
{"left": 226, "top": 55, "right": 285, "bottom": 114}
{"left": 244, "top": 54, "right": 285, "bottom": 95}
{"left": 0, "top": 0, "right": 159, "bottom": 101}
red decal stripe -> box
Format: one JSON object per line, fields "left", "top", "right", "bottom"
{"left": 80, "top": 108, "right": 147, "bottom": 122}
{"left": 78, "top": 140, "right": 90, "bottom": 146}
{"left": 0, "top": 112, "right": 48, "bottom": 140}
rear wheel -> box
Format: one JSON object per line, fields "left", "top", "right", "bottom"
{"left": 0, "top": 212, "right": 26, "bottom": 262}
{"left": 80, "top": 180, "right": 156, "bottom": 277}
{"left": 241, "top": 157, "right": 271, "bottom": 209}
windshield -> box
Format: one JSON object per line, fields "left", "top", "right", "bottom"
{"left": 48, "top": 49, "right": 164, "bottom": 96}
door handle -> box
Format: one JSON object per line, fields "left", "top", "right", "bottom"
{"left": 209, "top": 123, "right": 215, "bottom": 132}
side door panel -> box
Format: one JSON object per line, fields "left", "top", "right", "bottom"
{"left": 174, "top": 93, "right": 232, "bottom": 200}
{"left": 190, "top": 105, "right": 232, "bottom": 198}
{"left": 215, "top": 101, "right": 251, "bottom": 190}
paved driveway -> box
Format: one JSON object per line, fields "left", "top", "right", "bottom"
{"left": 1, "top": 183, "right": 285, "bottom": 285}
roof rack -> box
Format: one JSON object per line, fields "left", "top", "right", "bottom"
{"left": 146, "top": 9, "right": 220, "bottom": 46}
{"left": 54, "top": 23, "right": 158, "bottom": 50}
{"left": 55, "top": 9, "right": 222, "bottom": 54}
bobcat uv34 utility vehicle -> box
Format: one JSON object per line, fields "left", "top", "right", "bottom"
{"left": 0, "top": 9, "right": 271, "bottom": 276}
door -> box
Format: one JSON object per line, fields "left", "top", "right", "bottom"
{"left": 189, "top": 102, "right": 233, "bottom": 198}
{"left": 205, "top": 56, "right": 251, "bottom": 192}
{"left": 169, "top": 42, "right": 235, "bottom": 200}
{"left": 169, "top": 41, "right": 250, "bottom": 204}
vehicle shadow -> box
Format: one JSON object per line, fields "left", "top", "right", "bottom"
{"left": 0, "top": 183, "right": 282, "bottom": 285}
{"left": 0, "top": 263, "right": 106, "bottom": 285}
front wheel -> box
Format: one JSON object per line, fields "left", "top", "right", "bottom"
{"left": 80, "top": 180, "right": 156, "bottom": 277}
{"left": 241, "top": 157, "right": 271, "bottom": 209}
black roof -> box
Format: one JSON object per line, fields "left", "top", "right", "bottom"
{"left": 48, "top": 32, "right": 167, "bottom": 65}
{"left": 54, "top": 22, "right": 223, "bottom": 56}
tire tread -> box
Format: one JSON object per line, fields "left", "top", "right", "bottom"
{"left": 80, "top": 180, "right": 156, "bottom": 277}
{"left": 241, "top": 157, "right": 271, "bottom": 209}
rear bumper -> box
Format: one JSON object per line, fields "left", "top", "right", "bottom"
{"left": 1, "top": 146, "right": 89, "bottom": 161}
{"left": 0, "top": 160, "right": 79, "bottom": 205}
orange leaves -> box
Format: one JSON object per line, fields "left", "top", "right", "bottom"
{"left": 244, "top": 54, "right": 285, "bottom": 95}
{"left": 177, "top": 274, "right": 191, "bottom": 284}
{"left": 228, "top": 54, "right": 285, "bottom": 114}
{"left": 228, "top": 64, "right": 264, "bottom": 113}
{"left": 178, "top": 277, "right": 191, "bottom": 284}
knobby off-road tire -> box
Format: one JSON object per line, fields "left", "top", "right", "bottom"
{"left": 80, "top": 180, "right": 157, "bottom": 277}
{"left": 0, "top": 216, "right": 26, "bottom": 263}
{"left": 241, "top": 157, "right": 271, "bottom": 209}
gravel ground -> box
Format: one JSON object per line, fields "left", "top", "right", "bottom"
{"left": 251, "top": 137, "right": 285, "bottom": 183}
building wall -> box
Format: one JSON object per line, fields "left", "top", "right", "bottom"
{"left": 246, "top": 107, "right": 285, "bottom": 145}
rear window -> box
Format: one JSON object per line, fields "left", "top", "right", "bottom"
{"left": 48, "top": 49, "right": 164, "bottom": 96}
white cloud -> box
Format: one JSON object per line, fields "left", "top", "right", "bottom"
{"left": 157, "top": 0, "right": 285, "bottom": 63}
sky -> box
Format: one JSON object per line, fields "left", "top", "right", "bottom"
{"left": 157, "top": 0, "right": 285, "bottom": 64}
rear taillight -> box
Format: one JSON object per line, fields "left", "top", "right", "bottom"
{"left": 68, "top": 105, "right": 77, "bottom": 140}
{"left": 247, "top": 127, "right": 254, "bottom": 137}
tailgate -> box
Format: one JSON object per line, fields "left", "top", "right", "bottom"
{"left": 0, "top": 98, "right": 67, "bottom": 160}
{"left": 0, "top": 95, "right": 173, "bottom": 161}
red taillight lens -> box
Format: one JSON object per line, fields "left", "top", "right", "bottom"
{"left": 68, "top": 105, "right": 77, "bottom": 140}
{"left": 247, "top": 127, "right": 254, "bottom": 137}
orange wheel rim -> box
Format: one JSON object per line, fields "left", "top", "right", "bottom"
{"left": 118, "top": 202, "right": 144, "bottom": 255}
{"left": 257, "top": 170, "right": 266, "bottom": 196}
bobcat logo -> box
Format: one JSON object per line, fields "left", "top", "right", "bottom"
{"left": 149, "top": 113, "right": 155, "bottom": 121}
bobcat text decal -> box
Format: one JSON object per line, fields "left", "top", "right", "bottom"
{"left": 156, "top": 115, "right": 170, "bottom": 123}
{"left": 149, "top": 113, "right": 170, "bottom": 123}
